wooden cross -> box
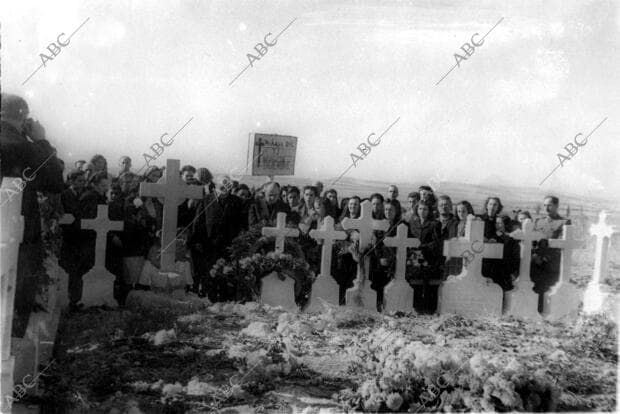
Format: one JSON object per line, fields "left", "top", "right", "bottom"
{"left": 262, "top": 212, "right": 299, "bottom": 254}
{"left": 383, "top": 223, "right": 420, "bottom": 278}
{"left": 509, "top": 219, "right": 546, "bottom": 279}
{"left": 584, "top": 211, "right": 617, "bottom": 313}
{"left": 443, "top": 215, "right": 503, "bottom": 276}
{"left": 341, "top": 200, "right": 389, "bottom": 249}
{"left": 139, "top": 159, "right": 203, "bottom": 271}
{"left": 547, "top": 224, "right": 584, "bottom": 286}
{"left": 80, "top": 205, "right": 124, "bottom": 271}
{"left": 309, "top": 216, "right": 346, "bottom": 276}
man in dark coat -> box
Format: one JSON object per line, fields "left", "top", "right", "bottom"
{"left": 0, "top": 94, "right": 64, "bottom": 327}
{"left": 60, "top": 170, "right": 87, "bottom": 308}
{"left": 436, "top": 195, "right": 459, "bottom": 277}
{"left": 193, "top": 175, "right": 244, "bottom": 299}
{"left": 264, "top": 182, "right": 291, "bottom": 226}
{"left": 531, "top": 195, "right": 571, "bottom": 311}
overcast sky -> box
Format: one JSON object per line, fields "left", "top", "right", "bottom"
{"left": 3, "top": 0, "right": 618, "bottom": 199}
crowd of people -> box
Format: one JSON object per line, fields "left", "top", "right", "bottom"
{"left": 1, "top": 93, "right": 571, "bottom": 317}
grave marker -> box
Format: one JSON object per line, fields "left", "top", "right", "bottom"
{"left": 261, "top": 212, "right": 299, "bottom": 254}
{"left": 505, "top": 219, "right": 546, "bottom": 320}
{"left": 307, "top": 216, "right": 346, "bottom": 312}
{"left": 260, "top": 272, "right": 297, "bottom": 312}
{"left": 341, "top": 200, "right": 389, "bottom": 310}
{"left": 140, "top": 159, "right": 203, "bottom": 271}
{"left": 543, "top": 224, "right": 585, "bottom": 321}
{"left": 382, "top": 224, "right": 420, "bottom": 313}
{"left": 80, "top": 205, "right": 124, "bottom": 307}
{"left": 438, "top": 215, "right": 504, "bottom": 318}
{"left": 584, "top": 211, "right": 617, "bottom": 314}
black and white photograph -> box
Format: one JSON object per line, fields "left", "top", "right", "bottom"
{"left": 0, "top": 1, "right": 618, "bottom": 412}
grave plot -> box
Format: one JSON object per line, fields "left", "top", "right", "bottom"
{"left": 33, "top": 296, "right": 617, "bottom": 413}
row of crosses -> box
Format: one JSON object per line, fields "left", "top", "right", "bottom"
{"left": 59, "top": 159, "right": 616, "bottom": 319}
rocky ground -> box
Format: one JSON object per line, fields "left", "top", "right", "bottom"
{"left": 27, "top": 291, "right": 618, "bottom": 413}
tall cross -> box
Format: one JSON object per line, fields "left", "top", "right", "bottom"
{"left": 309, "top": 216, "right": 346, "bottom": 276}
{"left": 262, "top": 212, "right": 299, "bottom": 254}
{"left": 547, "top": 224, "right": 584, "bottom": 286}
{"left": 584, "top": 211, "right": 617, "bottom": 313}
{"left": 139, "top": 159, "right": 203, "bottom": 271}
{"left": 443, "top": 215, "right": 503, "bottom": 276}
{"left": 509, "top": 219, "right": 546, "bottom": 279}
{"left": 80, "top": 205, "right": 124, "bottom": 271}
{"left": 383, "top": 223, "right": 420, "bottom": 278}
{"left": 341, "top": 200, "right": 389, "bottom": 249}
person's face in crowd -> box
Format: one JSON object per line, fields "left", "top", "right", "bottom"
{"left": 407, "top": 196, "right": 417, "bottom": 212}
{"left": 517, "top": 212, "right": 529, "bottom": 224}
{"left": 544, "top": 197, "right": 559, "bottom": 217}
{"left": 281, "top": 189, "right": 288, "bottom": 200}
{"left": 371, "top": 197, "right": 383, "bottom": 215}
{"left": 303, "top": 189, "right": 316, "bottom": 209}
{"left": 348, "top": 198, "right": 360, "bottom": 217}
{"left": 181, "top": 170, "right": 194, "bottom": 183}
{"left": 94, "top": 158, "right": 106, "bottom": 171}
{"left": 120, "top": 157, "right": 132, "bottom": 172}
{"left": 287, "top": 191, "right": 300, "bottom": 208}
{"left": 486, "top": 198, "right": 500, "bottom": 217}
{"left": 266, "top": 185, "right": 280, "bottom": 205}
{"left": 417, "top": 204, "right": 430, "bottom": 221}
{"left": 236, "top": 188, "right": 250, "bottom": 200}
{"left": 71, "top": 175, "right": 86, "bottom": 192}
{"left": 495, "top": 217, "right": 506, "bottom": 233}
{"left": 326, "top": 191, "right": 337, "bottom": 206}
{"left": 387, "top": 186, "right": 398, "bottom": 200}
{"left": 75, "top": 161, "right": 86, "bottom": 171}
{"left": 119, "top": 175, "right": 135, "bottom": 193}
{"left": 456, "top": 204, "right": 469, "bottom": 221}
{"left": 420, "top": 189, "right": 431, "bottom": 202}
{"left": 314, "top": 183, "right": 324, "bottom": 196}
{"left": 384, "top": 204, "right": 396, "bottom": 222}
{"left": 437, "top": 198, "right": 452, "bottom": 216}
{"left": 95, "top": 178, "right": 110, "bottom": 196}
{"left": 147, "top": 169, "right": 162, "bottom": 183}
{"left": 216, "top": 179, "right": 231, "bottom": 197}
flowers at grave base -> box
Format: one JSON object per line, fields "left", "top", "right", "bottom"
{"left": 338, "top": 326, "right": 560, "bottom": 412}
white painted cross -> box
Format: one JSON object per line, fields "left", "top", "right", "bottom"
{"left": 505, "top": 219, "right": 546, "bottom": 319}
{"left": 584, "top": 211, "right": 617, "bottom": 314}
{"left": 341, "top": 200, "right": 389, "bottom": 309}
{"left": 341, "top": 200, "right": 389, "bottom": 249}
{"left": 139, "top": 159, "right": 203, "bottom": 271}
{"left": 544, "top": 224, "right": 585, "bottom": 321}
{"left": 80, "top": 205, "right": 124, "bottom": 271}
{"left": 307, "top": 216, "right": 346, "bottom": 311}
{"left": 383, "top": 223, "right": 420, "bottom": 313}
{"left": 261, "top": 212, "right": 299, "bottom": 254}
{"left": 438, "top": 215, "right": 504, "bottom": 318}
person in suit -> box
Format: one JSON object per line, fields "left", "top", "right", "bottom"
{"left": 403, "top": 191, "right": 420, "bottom": 222}
{"left": 193, "top": 175, "right": 244, "bottom": 299}
{"left": 531, "top": 195, "right": 571, "bottom": 311}
{"left": 386, "top": 185, "right": 402, "bottom": 218}
{"left": 295, "top": 186, "right": 319, "bottom": 235}
{"left": 0, "top": 93, "right": 64, "bottom": 320}
{"left": 409, "top": 199, "right": 442, "bottom": 314}
{"left": 443, "top": 200, "right": 475, "bottom": 277}
{"left": 324, "top": 188, "right": 340, "bottom": 219}
{"left": 59, "top": 170, "right": 87, "bottom": 307}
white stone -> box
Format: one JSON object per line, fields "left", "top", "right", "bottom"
{"left": 438, "top": 215, "right": 504, "bottom": 318}
{"left": 307, "top": 216, "right": 346, "bottom": 312}
{"left": 241, "top": 321, "right": 272, "bottom": 339}
{"left": 261, "top": 212, "right": 299, "bottom": 254}
{"left": 153, "top": 329, "right": 176, "bottom": 346}
{"left": 544, "top": 225, "right": 585, "bottom": 322}
{"left": 505, "top": 219, "right": 545, "bottom": 320}
{"left": 260, "top": 272, "right": 297, "bottom": 312}
{"left": 80, "top": 266, "right": 118, "bottom": 308}
{"left": 383, "top": 224, "right": 420, "bottom": 313}
{"left": 139, "top": 159, "right": 203, "bottom": 272}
